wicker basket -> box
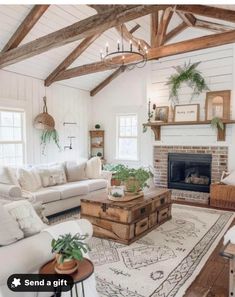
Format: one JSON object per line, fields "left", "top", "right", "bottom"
{"left": 34, "top": 96, "right": 55, "bottom": 130}
{"left": 210, "top": 183, "right": 235, "bottom": 210}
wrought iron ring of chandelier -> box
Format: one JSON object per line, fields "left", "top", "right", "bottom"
{"left": 100, "top": 26, "right": 148, "bottom": 70}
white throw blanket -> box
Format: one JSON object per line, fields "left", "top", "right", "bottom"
{"left": 224, "top": 225, "right": 235, "bottom": 245}
{"left": 43, "top": 221, "right": 99, "bottom": 297}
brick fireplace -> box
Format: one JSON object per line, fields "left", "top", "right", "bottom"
{"left": 153, "top": 146, "right": 228, "bottom": 204}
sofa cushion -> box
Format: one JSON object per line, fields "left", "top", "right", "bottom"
{"left": 52, "top": 182, "right": 89, "bottom": 200}
{"left": 32, "top": 188, "right": 61, "bottom": 204}
{"left": 0, "top": 204, "right": 24, "bottom": 246}
{"left": 37, "top": 164, "right": 67, "bottom": 187}
{"left": 4, "top": 200, "right": 45, "bottom": 237}
{"left": 86, "top": 157, "right": 102, "bottom": 179}
{"left": 87, "top": 179, "right": 108, "bottom": 192}
{"left": 18, "top": 167, "right": 42, "bottom": 192}
{"left": 65, "top": 161, "right": 87, "bottom": 182}
{"left": 221, "top": 170, "right": 235, "bottom": 186}
{"left": 0, "top": 166, "right": 19, "bottom": 186}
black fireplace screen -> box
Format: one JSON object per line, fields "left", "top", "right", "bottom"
{"left": 168, "top": 153, "right": 212, "bottom": 193}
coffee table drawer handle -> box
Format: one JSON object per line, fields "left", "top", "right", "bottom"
{"left": 160, "top": 197, "right": 165, "bottom": 205}
{"left": 140, "top": 222, "right": 147, "bottom": 228}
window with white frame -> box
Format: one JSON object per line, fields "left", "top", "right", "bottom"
{"left": 116, "top": 114, "right": 138, "bottom": 161}
{"left": 0, "top": 110, "right": 25, "bottom": 166}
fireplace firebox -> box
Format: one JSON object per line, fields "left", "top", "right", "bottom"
{"left": 168, "top": 153, "right": 212, "bottom": 193}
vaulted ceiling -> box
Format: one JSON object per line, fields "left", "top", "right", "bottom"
{"left": 0, "top": 5, "right": 235, "bottom": 95}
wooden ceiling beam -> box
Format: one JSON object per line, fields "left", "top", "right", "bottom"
{"left": 195, "top": 19, "right": 234, "bottom": 32}
{"left": 129, "top": 24, "right": 141, "bottom": 34}
{"left": 157, "top": 7, "right": 174, "bottom": 46}
{"left": 164, "top": 22, "right": 188, "bottom": 44}
{"left": 55, "top": 29, "right": 235, "bottom": 81}
{"left": 176, "top": 5, "right": 235, "bottom": 23}
{"left": 2, "top": 5, "right": 49, "bottom": 53}
{"left": 177, "top": 11, "right": 196, "bottom": 26}
{"left": 151, "top": 12, "right": 159, "bottom": 48}
{"left": 116, "top": 24, "right": 150, "bottom": 51}
{"left": 90, "top": 66, "right": 126, "bottom": 96}
{"left": 0, "top": 5, "right": 171, "bottom": 69}
{"left": 45, "top": 33, "right": 100, "bottom": 87}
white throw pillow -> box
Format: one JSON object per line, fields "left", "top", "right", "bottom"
{"left": 0, "top": 166, "right": 19, "bottom": 185}
{"left": 86, "top": 157, "right": 102, "bottom": 179}
{"left": 38, "top": 164, "right": 67, "bottom": 187}
{"left": 4, "top": 200, "right": 45, "bottom": 237}
{"left": 221, "top": 170, "right": 235, "bottom": 186}
{"left": 0, "top": 205, "right": 24, "bottom": 246}
{"left": 65, "top": 161, "right": 87, "bottom": 182}
{"left": 18, "top": 168, "right": 42, "bottom": 192}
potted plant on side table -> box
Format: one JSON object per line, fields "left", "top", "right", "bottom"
{"left": 51, "top": 233, "right": 90, "bottom": 274}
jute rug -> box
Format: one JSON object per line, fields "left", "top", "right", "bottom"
{"left": 87, "top": 204, "right": 233, "bottom": 297}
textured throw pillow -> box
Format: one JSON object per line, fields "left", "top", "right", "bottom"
{"left": 18, "top": 168, "right": 42, "bottom": 192}
{"left": 4, "top": 200, "right": 45, "bottom": 237}
{"left": 0, "top": 166, "right": 19, "bottom": 185}
{"left": 38, "top": 164, "right": 67, "bottom": 187}
{"left": 65, "top": 161, "right": 87, "bottom": 182}
{"left": 86, "top": 157, "right": 102, "bottom": 179}
{"left": 221, "top": 171, "right": 235, "bottom": 186}
{"left": 0, "top": 205, "right": 24, "bottom": 246}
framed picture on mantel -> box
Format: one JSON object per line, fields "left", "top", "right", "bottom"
{"left": 174, "top": 104, "right": 199, "bottom": 122}
{"left": 205, "top": 90, "right": 231, "bottom": 120}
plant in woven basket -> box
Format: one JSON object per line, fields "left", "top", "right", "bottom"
{"left": 210, "top": 117, "right": 224, "bottom": 130}
{"left": 114, "top": 165, "right": 153, "bottom": 193}
{"left": 41, "top": 129, "right": 61, "bottom": 155}
{"left": 166, "top": 61, "right": 209, "bottom": 105}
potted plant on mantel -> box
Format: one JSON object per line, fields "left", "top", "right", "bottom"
{"left": 51, "top": 233, "right": 90, "bottom": 274}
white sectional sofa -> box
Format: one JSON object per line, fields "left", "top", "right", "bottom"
{"left": 0, "top": 158, "right": 111, "bottom": 216}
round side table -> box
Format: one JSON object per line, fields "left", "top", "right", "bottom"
{"left": 39, "top": 258, "right": 94, "bottom": 297}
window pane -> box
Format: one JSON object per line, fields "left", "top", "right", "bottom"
{"left": 1, "top": 127, "right": 13, "bottom": 141}
{"left": 1, "top": 112, "right": 13, "bottom": 126}
{"left": 13, "top": 113, "right": 21, "bottom": 127}
{"left": 13, "top": 127, "right": 22, "bottom": 141}
{"left": 118, "top": 138, "right": 137, "bottom": 160}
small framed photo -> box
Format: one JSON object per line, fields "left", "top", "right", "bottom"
{"left": 205, "top": 90, "right": 231, "bottom": 120}
{"left": 154, "top": 106, "right": 169, "bottom": 122}
{"left": 174, "top": 104, "right": 199, "bottom": 122}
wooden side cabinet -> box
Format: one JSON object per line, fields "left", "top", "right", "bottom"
{"left": 89, "top": 130, "right": 105, "bottom": 159}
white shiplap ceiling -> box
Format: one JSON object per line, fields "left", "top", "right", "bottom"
{"left": 0, "top": 5, "right": 235, "bottom": 92}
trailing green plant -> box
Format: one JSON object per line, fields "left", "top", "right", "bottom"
{"left": 167, "top": 61, "right": 209, "bottom": 105}
{"left": 40, "top": 129, "right": 61, "bottom": 155}
{"left": 211, "top": 117, "right": 224, "bottom": 130}
{"left": 51, "top": 233, "right": 90, "bottom": 264}
{"left": 103, "top": 163, "right": 126, "bottom": 172}
{"left": 114, "top": 165, "right": 153, "bottom": 191}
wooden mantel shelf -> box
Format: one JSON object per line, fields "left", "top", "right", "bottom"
{"left": 143, "top": 120, "right": 235, "bottom": 142}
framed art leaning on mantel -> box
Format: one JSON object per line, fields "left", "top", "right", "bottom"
{"left": 205, "top": 90, "right": 231, "bottom": 121}
{"left": 173, "top": 104, "right": 200, "bottom": 122}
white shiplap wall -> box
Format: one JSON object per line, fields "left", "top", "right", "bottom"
{"left": 0, "top": 69, "right": 91, "bottom": 165}
{"left": 148, "top": 44, "right": 235, "bottom": 169}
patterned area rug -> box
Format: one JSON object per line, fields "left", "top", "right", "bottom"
{"left": 87, "top": 204, "right": 234, "bottom": 297}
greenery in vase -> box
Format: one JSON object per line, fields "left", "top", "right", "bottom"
{"left": 51, "top": 233, "right": 90, "bottom": 264}
{"left": 210, "top": 117, "right": 224, "bottom": 130}
{"left": 41, "top": 129, "right": 61, "bottom": 155}
{"left": 167, "top": 61, "right": 209, "bottom": 105}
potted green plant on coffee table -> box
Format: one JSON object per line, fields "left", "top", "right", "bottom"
{"left": 51, "top": 233, "right": 90, "bottom": 274}
{"left": 115, "top": 166, "right": 153, "bottom": 194}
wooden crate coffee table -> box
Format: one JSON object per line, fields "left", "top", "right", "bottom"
{"left": 80, "top": 188, "right": 172, "bottom": 245}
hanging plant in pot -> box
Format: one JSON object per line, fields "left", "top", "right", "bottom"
{"left": 51, "top": 233, "right": 90, "bottom": 274}
{"left": 34, "top": 96, "right": 61, "bottom": 155}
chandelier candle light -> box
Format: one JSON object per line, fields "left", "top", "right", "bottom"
{"left": 100, "top": 25, "right": 148, "bottom": 70}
